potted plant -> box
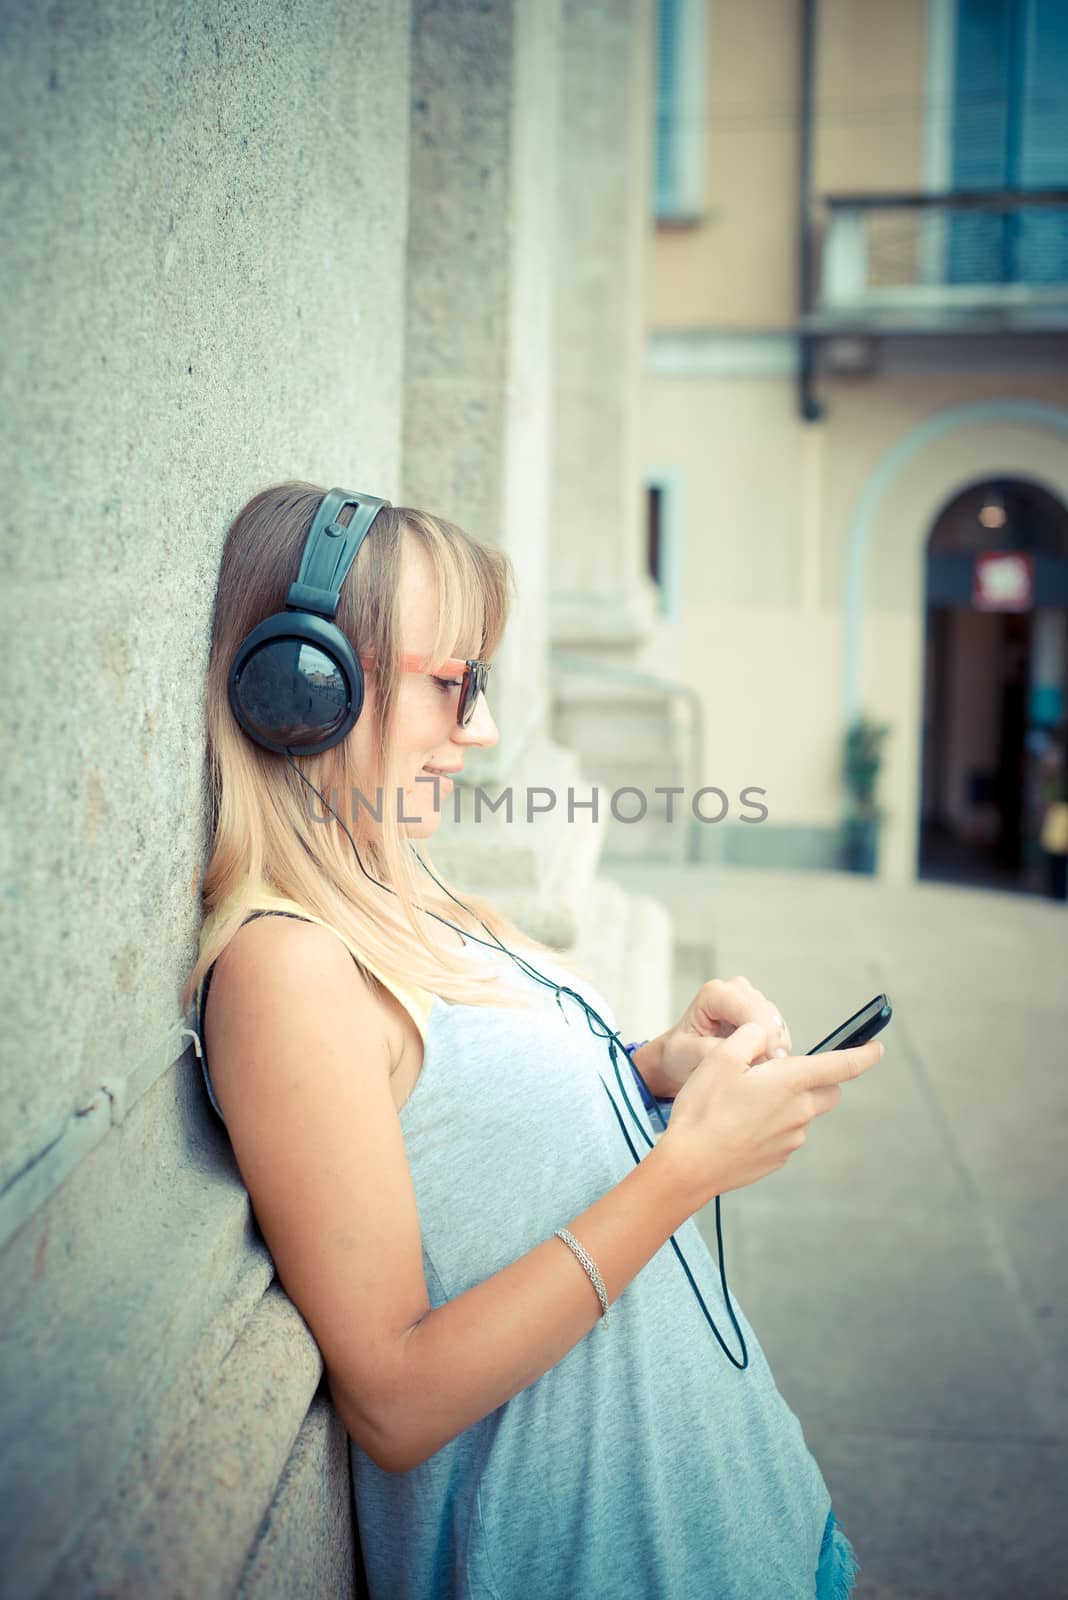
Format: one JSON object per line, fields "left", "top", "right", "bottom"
{"left": 840, "top": 714, "right": 892, "bottom": 874}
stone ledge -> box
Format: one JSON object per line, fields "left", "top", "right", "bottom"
{"left": 50, "top": 1285, "right": 323, "bottom": 1598}
{"left": 427, "top": 733, "right": 609, "bottom": 947}
{"left": 620, "top": 891, "right": 675, "bottom": 1040}
{"left": 549, "top": 586, "right": 659, "bottom": 647}
{"left": 1, "top": 1058, "right": 280, "bottom": 1597}
{"left": 236, "top": 1397, "right": 357, "bottom": 1600}
{"left": 562, "top": 876, "right": 675, "bottom": 1044}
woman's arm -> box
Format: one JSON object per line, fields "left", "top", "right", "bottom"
{"left": 390, "top": 1129, "right": 692, "bottom": 1469}
{"left": 204, "top": 916, "right": 707, "bottom": 1478}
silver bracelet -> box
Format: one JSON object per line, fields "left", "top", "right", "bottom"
{"left": 554, "top": 1227, "right": 610, "bottom": 1326}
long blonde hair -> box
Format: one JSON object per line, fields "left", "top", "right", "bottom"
{"left": 182, "top": 481, "right": 569, "bottom": 1015}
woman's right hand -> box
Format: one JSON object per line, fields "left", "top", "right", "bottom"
{"left": 660, "top": 1021, "right": 885, "bottom": 1210}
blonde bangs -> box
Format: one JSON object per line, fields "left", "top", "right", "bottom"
{"left": 394, "top": 507, "right": 513, "bottom": 669}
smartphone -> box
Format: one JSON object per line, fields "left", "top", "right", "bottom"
{"left": 806, "top": 994, "right": 892, "bottom": 1055}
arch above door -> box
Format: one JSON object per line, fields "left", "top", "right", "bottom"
{"left": 841, "top": 399, "right": 1068, "bottom": 882}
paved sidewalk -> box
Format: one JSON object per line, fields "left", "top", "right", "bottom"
{"left": 605, "top": 862, "right": 1068, "bottom": 1600}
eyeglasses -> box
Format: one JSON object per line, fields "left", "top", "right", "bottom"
{"left": 359, "top": 651, "right": 491, "bottom": 728}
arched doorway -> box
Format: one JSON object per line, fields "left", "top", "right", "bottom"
{"left": 920, "top": 476, "right": 1068, "bottom": 892}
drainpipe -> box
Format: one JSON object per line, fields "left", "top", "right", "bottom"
{"left": 798, "top": 0, "right": 823, "bottom": 421}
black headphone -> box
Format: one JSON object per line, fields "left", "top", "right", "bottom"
{"left": 223, "top": 484, "right": 750, "bottom": 1369}
{"left": 228, "top": 487, "right": 391, "bottom": 755}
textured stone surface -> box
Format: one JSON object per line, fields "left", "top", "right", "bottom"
{"left": 0, "top": 0, "right": 412, "bottom": 1192}
{"left": 237, "top": 1398, "right": 358, "bottom": 1600}
{"left": 0, "top": 2, "right": 409, "bottom": 1594}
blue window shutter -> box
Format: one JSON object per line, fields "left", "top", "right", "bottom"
{"left": 1017, "top": 0, "right": 1068, "bottom": 281}
{"left": 949, "top": 0, "right": 1013, "bottom": 282}
{"left": 949, "top": 0, "right": 1068, "bottom": 284}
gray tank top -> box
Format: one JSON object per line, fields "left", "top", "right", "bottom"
{"left": 194, "top": 898, "right": 833, "bottom": 1598}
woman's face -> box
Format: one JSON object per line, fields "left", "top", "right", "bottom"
{"left": 347, "top": 536, "right": 500, "bottom": 840}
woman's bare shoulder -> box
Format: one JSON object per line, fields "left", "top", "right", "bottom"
{"left": 204, "top": 912, "right": 400, "bottom": 1081}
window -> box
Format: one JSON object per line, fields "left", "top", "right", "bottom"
{"left": 644, "top": 473, "right": 682, "bottom": 621}
{"left": 647, "top": 484, "right": 664, "bottom": 590}
{"left": 948, "top": 0, "right": 1068, "bottom": 283}
{"left": 653, "top": 0, "right": 709, "bottom": 222}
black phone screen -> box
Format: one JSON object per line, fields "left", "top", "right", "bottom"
{"left": 806, "top": 994, "right": 892, "bottom": 1055}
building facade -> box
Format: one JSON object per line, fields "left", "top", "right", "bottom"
{"left": 639, "top": 0, "right": 1068, "bottom": 890}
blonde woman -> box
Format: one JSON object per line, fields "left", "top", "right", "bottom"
{"left": 185, "top": 483, "right": 879, "bottom": 1599}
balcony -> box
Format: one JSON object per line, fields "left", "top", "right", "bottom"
{"left": 806, "top": 190, "right": 1068, "bottom": 334}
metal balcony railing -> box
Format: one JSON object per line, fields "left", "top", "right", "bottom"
{"left": 809, "top": 189, "right": 1068, "bottom": 328}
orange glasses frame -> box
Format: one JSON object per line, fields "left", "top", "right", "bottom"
{"left": 358, "top": 652, "right": 491, "bottom": 727}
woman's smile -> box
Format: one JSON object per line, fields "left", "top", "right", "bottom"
{"left": 421, "top": 761, "right": 464, "bottom": 794}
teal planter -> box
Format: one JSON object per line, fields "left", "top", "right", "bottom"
{"left": 841, "top": 714, "right": 891, "bottom": 876}
{"left": 841, "top": 815, "right": 879, "bottom": 875}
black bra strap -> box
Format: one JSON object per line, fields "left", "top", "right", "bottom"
{"left": 199, "top": 910, "right": 311, "bottom": 1048}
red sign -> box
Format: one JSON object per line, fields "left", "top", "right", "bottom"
{"left": 972, "top": 551, "right": 1033, "bottom": 612}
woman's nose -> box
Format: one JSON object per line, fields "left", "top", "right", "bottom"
{"left": 456, "top": 691, "right": 499, "bottom": 748}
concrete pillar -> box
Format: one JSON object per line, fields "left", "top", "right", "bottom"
{"left": 0, "top": 2, "right": 413, "bottom": 1592}
{"left": 398, "top": 0, "right": 673, "bottom": 1055}
{"left": 402, "top": 0, "right": 562, "bottom": 783}
{"left": 548, "top": 0, "right": 659, "bottom": 652}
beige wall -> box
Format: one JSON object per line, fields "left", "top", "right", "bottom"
{"left": 640, "top": 367, "right": 835, "bottom": 825}
{"left": 648, "top": 0, "right": 800, "bottom": 329}
{"left": 641, "top": 0, "right": 1068, "bottom": 884}
{"left": 814, "top": 0, "right": 926, "bottom": 195}
{"left": 640, "top": 363, "right": 1068, "bottom": 873}
{"left": 646, "top": 0, "right": 929, "bottom": 331}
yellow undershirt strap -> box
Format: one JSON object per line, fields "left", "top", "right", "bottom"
{"left": 195, "top": 885, "right": 436, "bottom": 1043}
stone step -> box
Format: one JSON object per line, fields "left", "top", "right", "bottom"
{"left": 551, "top": 674, "right": 696, "bottom": 771}
{"left": 564, "top": 876, "right": 675, "bottom": 1045}
{"left": 553, "top": 711, "right": 684, "bottom": 777}
{"left": 566, "top": 874, "right": 630, "bottom": 1023}
{"left": 428, "top": 733, "right": 609, "bottom": 947}
{"left": 619, "top": 890, "right": 675, "bottom": 1039}
{"left": 550, "top": 678, "right": 695, "bottom": 866}
{"left": 585, "top": 759, "right": 694, "bottom": 864}
{"left": 429, "top": 732, "right": 587, "bottom": 882}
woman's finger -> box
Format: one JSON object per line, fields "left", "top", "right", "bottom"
{"left": 768, "top": 1008, "right": 792, "bottom": 1056}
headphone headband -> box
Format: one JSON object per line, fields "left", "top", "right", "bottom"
{"left": 286, "top": 488, "right": 391, "bottom": 618}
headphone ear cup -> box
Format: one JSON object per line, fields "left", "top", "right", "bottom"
{"left": 228, "top": 613, "right": 364, "bottom": 755}
{"left": 226, "top": 486, "right": 388, "bottom": 756}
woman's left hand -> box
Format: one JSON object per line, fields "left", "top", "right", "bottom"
{"left": 654, "top": 977, "right": 793, "bottom": 1096}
